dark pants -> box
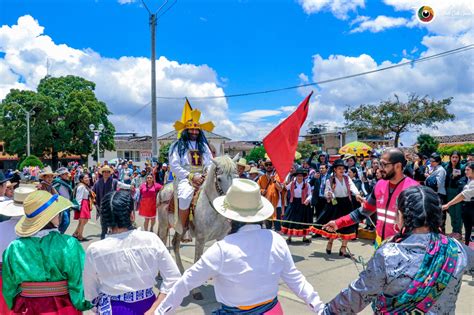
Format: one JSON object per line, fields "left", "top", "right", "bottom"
{"left": 439, "top": 194, "right": 447, "bottom": 234}
{"left": 265, "top": 207, "right": 282, "bottom": 231}
{"left": 97, "top": 205, "right": 107, "bottom": 239}
{"left": 314, "top": 196, "right": 327, "bottom": 221}
{"left": 462, "top": 201, "right": 474, "bottom": 246}
{"left": 58, "top": 210, "right": 70, "bottom": 234}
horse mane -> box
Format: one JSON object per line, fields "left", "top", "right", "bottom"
{"left": 203, "top": 155, "right": 236, "bottom": 190}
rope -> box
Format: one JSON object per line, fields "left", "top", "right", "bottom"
{"left": 269, "top": 218, "right": 369, "bottom": 272}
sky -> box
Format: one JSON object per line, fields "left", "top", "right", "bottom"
{"left": 0, "top": 0, "right": 473, "bottom": 145}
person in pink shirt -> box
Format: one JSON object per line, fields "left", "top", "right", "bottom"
{"left": 138, "top": 174, "right": 162, "bottom": 232}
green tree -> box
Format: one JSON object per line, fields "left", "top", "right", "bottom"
{"left": 18, "top": 155, "right": 44, "bottom": 170}
{"left": 417, "top": 134, "right": 439, "bottom": 157}
{"left": 344, "top": 94, "right": 455, "bottom": 147}
{"left": 297, "top": 142, "right": 317, "bottom": 161}
{"left": 0, "top": 75, "right": 115, "bottom": 166}
{"left": 159, "top": 142, "right": 172, "bottom": 163}
{"left": 246, "top": 145, "right": 266, "bottom": 163}
{"left": 437, "top": 143, "right": 474, "bottom": 157}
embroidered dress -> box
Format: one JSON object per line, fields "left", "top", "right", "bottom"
{"left": 138, "top": 183, "right": 162, "bottom": 218}
{"left": 281, "top": 181, "right": 313, "bottom": 236}
{"left": 0, "top": 217, "right": 20, "bottom": 314}
{"left": 1, "top": 229, "right": 92, "bottom": 314}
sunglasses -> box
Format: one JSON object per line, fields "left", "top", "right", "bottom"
{"left": 265, "top": 163, "right": 273, "bottom": 167}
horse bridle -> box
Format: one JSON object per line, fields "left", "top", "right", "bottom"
{"left": 214, "top": 165, "right": 225, "bottom": 196}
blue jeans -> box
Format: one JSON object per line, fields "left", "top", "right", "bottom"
{"left": 58, "top": 209, "right": 71, "bottom": 234}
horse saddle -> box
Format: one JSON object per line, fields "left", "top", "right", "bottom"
{"left": 167, "top": 188, "right": 201, "bottom": 216}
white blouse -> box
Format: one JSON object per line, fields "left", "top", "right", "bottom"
{"left": 155, "top": 224, "right": 324, "bottom": 314}
{"left": 325, "top": 176, "right": 359, "bottom": 198}
{"left": 285, "top": 181, "right": 312, "bottom": 204}
{"left": 83, "top": 229, "right": 181, "bottom": 300}
{"left": 74, "top": 184, "right": 89, "bottom": 203}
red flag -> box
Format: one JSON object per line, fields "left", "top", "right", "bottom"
{"left": 263, "top": 92, "right": 313, "bottom": 180}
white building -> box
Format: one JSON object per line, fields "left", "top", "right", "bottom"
{"left": 88, "top": 131, "right": 230, "bottom": 166}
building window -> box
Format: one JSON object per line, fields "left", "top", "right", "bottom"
{"left": 117, "top": 150, "right": 140, "bottom": 162}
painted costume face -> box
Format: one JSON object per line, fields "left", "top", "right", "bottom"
{"left": 188, "top": 128, "right": 200, "bottom": 141}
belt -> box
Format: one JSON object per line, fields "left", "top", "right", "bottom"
{"left": 20, "top": 280, "right": 69, "bottom": 297}
{"left": 238, "top": 298, "right": 275, "bottom": 310}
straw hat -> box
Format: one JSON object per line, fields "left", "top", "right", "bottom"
{"left": 0, "top": 186, "right": 37, "bottom": 217}
{"left": 99, "top": 165, "right": 113, "bottom": 175}
{"left": 249, "top": 167, "right": 260, "bottom": 175}
{"left": 39, "top": 166, "right": 57, "bottom": 179}
{"left": 213, "top": 179, "right": 274, "bottom": 223}
{"left": 236, "top": 158, "right": 250, "bottom": 172}
{"left": 15, "top": 190, "right": 72, "bottom": 237}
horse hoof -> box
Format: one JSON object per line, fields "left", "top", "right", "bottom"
{"left": 193, "top": 292, "right": 204, "bottom": 300}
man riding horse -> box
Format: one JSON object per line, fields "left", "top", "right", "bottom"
{"left": 169, "top": 109, "right": 215, "bottom": 242}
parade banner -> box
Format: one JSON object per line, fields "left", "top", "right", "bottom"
{"left": 263, "top": 91, "right": 313, "bottom": 180}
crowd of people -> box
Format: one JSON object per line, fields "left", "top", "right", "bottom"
{"left": 0, "top": 114, "right": 473, "bottom": 314}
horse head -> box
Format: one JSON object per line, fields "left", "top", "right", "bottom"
{"left": 207, "top": 155, "right": 237, "bottom": 196}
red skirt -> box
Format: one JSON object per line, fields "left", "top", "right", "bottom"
{"left": 0, "top": 275, "right": 13, "bottom": 315}
{"left": 11, "top": 295, "right": 82, "bottom": 315}
{"left": 138, "top": 196, "right": 157, "bottom": 218}
{"left": 74, "top": 199, "right": 91, "bottom": 220}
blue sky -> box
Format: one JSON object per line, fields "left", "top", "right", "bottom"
{"left": 1, "top": 0, "right": 473, "bottom": 143}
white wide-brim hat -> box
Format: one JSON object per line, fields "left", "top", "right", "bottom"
{"left": 213, "top": 178, "right": 274, "bottom": 223}
{"left": 0, "top": 186, "right": 37, "bottom": 217}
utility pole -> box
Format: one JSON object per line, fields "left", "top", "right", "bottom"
{"left": 142, "top": 0, "right": 177, "bottom": 161}
{"left": 150, "top": 12, "right": 158, "bottom": 160}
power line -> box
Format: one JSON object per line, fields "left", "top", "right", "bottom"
{"left": 152, "top": 44, "right": 473, "bottom": 101}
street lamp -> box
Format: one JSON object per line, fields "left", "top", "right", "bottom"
{"left": 89, "top": 123, "right": 105, "bottom": 165}
{"left": 6, "top": 105, "right": 35, "bottom": 156}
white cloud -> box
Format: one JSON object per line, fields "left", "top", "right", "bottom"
{"left": 239, "top": 110, "right": 282, "bottom": 122}
{"left": 303, "top": 31, "right": 474, "bottom": 145}
{"left": 350, "top": 15, "right": 411, "bottom": 33}
{"left": 298, "top": 0, "right": 365, "bottom": 20}
{"left": 0, "top": 15, "right": 252, "bottom": 140}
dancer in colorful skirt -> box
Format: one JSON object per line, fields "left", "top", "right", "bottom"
{"left": 281, "top": 168, "right": 313, "bottom": 243}
{"left": 323, "top": 186, "right": 474, "bottom": 314}
{"left": 314, "top": 159, "right": 362, "bottom": 257}
{"left": 153, "top": 179, "right": 324, "bottom": 314}
{"left": 72, "top": 174, "right": 93, "bottom": 241}
{"left": 2, "top": 190, "right": 92, "bottom": 314}
{"left": 0, "top": 186, "right": 36, "bottom": 315}
{"left": 138, "top": 174, "right": 162, "bottom": 232}
{"left": 83, "top": 190, "right": 180, "bottom": 315}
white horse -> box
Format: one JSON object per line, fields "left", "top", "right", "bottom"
{"left": 156, "top": 155, "right": 237, "bottom": 299}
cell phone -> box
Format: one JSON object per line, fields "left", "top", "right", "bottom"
{"left": 453, "top": 169, "right": 461, "bottom": 176}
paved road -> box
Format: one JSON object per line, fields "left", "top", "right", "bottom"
{"left": 72, "top": 212, "right": 473, "bottom": 314}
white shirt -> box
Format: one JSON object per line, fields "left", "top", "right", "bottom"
{"left": 0, "top": 217, "right": 20, "bottom": 263}
{"left": 286, "top": 181, "right": 312, "bottom": 204}
{"left": 155, "top": 225, "right": 324, "bottom": 314}
{"left": 461, "top": 179, "right": 474, "bottom": 201}
{"left": 169, "top": 140, "right": 212, "bottom": 181}
{"left": 83, "top": 229, "right": 181, "bottom": 300}
{"left": 74, "top": 184, "right": 89, "bottom": 203}
{"left": 325, "top": 176, "right": 359, "bottom": 198}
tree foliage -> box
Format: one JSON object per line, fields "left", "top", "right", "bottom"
{"left": 344, "top": 94, "right": 455, "bottom": 147}
{"left": 297, "top": 142, "right": 317, "bottom": 160}
{"left": 158, "top": 142, "right": 172, "bottom": 163}
{"left": 0, "top": 75, "right": 115, "bottom": 166}
{"left": 19, "top": 155, "right": 44, "bottom": 170}
{"left": 437, "top": 143, "right": 474, "bottom": 157}
{"left": 417, "top": 134, "right": 439, "bottom": 157}
{"left": 246, "top": 146, "right": 266, "bottom": 163}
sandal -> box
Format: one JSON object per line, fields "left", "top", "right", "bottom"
{"left": 339, "top": 246, "right": 353, "bottom": 258}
